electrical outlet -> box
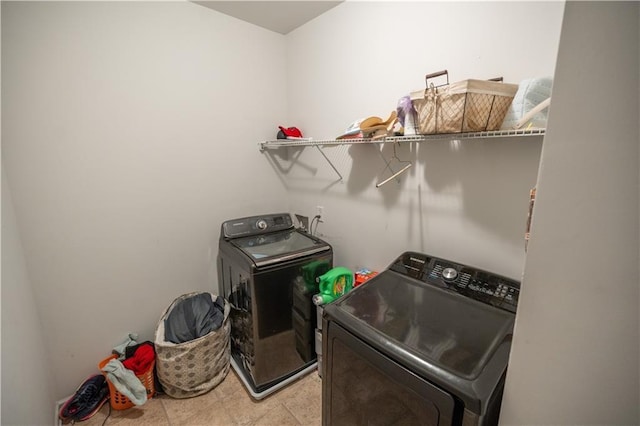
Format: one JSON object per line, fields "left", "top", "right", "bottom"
{"left": 316, "top": 206, "right": 324, "bottom": 217}
{"left": 295, "top": 214, "right": 309, "bottom": 232}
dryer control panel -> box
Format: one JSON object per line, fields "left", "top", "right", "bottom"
{"left": 388, "top": 251, "right": 520, "bottom": 313}
{"left": 222, "top": 213, "right": 293, "bottom": 239}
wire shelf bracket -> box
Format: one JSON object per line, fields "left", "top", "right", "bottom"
{"left": 314, "top": 144, "right": 343, "bottom": 181}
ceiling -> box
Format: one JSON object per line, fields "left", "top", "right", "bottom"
{"left": 192, "top": 1, "right": 343, "bottom": 35}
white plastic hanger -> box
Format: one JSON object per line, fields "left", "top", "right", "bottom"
{"left": 376, "top": 142, "right": 412, "bottom": 188}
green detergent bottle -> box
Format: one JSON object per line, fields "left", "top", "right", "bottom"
{"left": 302, "top": 260, "right": 330, "bottom": 293}
{"left": 312, "top": 267, "right": 354, "bottom": 305}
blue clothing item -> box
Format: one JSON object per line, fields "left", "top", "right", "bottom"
{"left": 164, "top": 293, "right": 225, "bottom": 344}
{"left": 112, "top": 332, "right": 139, "bottom": 360}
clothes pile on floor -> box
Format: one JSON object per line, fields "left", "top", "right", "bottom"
{"left": 101, "top": 341, "right": 156, "bottom": 406}
{"left": 59, "top": 292, "right": 230, "bottom": 423}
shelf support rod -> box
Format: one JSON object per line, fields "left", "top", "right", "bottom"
{"left": 314, "top": 145, "right": 343, "bottom": 181}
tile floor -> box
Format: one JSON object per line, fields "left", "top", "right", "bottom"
{"left": 80, "top": 369, "right": 322, "bottom": 426}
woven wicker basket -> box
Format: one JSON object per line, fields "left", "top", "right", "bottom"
{"left": 411, "top": 70, "right": 518, "bottom": 134}
{"left": 98, "top": 354, "right": 156, "bottom": 410}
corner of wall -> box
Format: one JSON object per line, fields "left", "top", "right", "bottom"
{"left": 1, "top": 167, "right": 57, "bottom": 425}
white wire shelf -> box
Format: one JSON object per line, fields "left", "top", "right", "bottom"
{"left": 258, "top": 128, "right": 545, "bottom": 151}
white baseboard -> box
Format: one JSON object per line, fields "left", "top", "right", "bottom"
{"left": 54, "top": 396, "right": 70, "bottom": 426}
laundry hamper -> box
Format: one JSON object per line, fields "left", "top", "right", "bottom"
{"left": 98, "top": 354, "right": 156, "bottom": 410}
{"left": 411, "top": 70, "right": 518, "bottom": 134}
{"left": 154, "top": 292, "right": 231, "bottom": 399}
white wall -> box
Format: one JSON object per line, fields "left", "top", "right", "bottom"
{"left": 2, "top": 168, "right": 57, "bottom": 426}
{"left": 5, "top": 2, "right": 637, "bottom": 424}
{"left": 283, "top": 1, "right": 564, "bottom": 279}
{"left": 2, "top": 1, "right": 289, "bottom": 399}
{"left": 501, "top": 2, "right": 639, "bottom": 424}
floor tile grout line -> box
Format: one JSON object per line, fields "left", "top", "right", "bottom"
{"left": 248, "top": 402, "right": 282, "bottom": 426}
{"left": 158, "top": 397, "right": 174, "bottom": 426}
{"left": 281, "top": 402, "right": 304, "bottom": 426}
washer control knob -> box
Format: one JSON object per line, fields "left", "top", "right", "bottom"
{"left": 442, "top": 267, "right": 458, "bottom": 282}
{"left": 256, "top": 219, "right": 268, "bottom": 230}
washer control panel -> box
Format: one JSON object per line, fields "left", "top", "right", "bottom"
{"left": 221, "top": 213, "right": 293, "bottom": 239}
{"left": 389, "top": 251, "right": 520, "bottom": 313}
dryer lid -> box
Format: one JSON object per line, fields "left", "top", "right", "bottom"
{"left": 328, "top": 269, "right": 515, "bottom": 381}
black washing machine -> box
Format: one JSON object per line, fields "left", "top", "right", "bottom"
{"left": 218, "top": 213, "right": 332, "bottom": 399}
{"left": 323, "top": 251, "right": 520, "bottom": 425}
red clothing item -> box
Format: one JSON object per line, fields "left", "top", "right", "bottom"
{"left": 122, "top": 344, "right": 155, "bottom": 375}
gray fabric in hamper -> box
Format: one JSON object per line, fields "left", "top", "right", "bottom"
{"left": 154, "top": 292, "right": 231, "bottom": 398}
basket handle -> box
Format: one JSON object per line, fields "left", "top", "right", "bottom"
{"left": 425, "top": 70, "right": 449, "bottom": 88}
{"left": 488, "top": 77, "right": 504, "bottom": 82}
